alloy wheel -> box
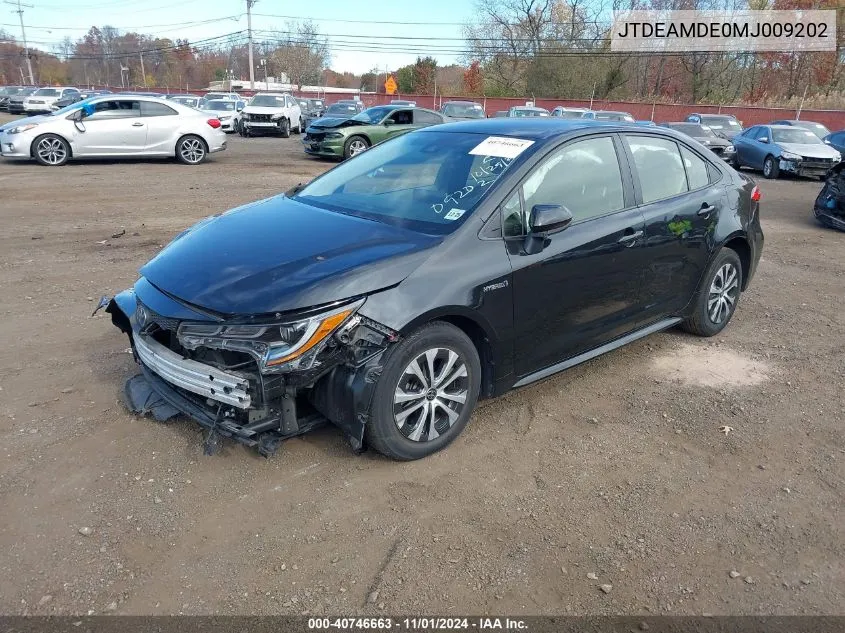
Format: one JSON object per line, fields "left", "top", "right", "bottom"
{"left": 763, "top": 158, "right": 773, "bottom": 177}
{"left": 36, "top": 137, "right": 67, "bottom": 165}
{"left": 707, "top": 263, "right": 739, "bottom": 324}
{"left": 179, "top": 138, "right": 205, "bottom": 164}
{"left": 393, "top": 348, "right": 468, "bottom": 443}
{"left": 348, "top": 139, "right": 368, "bottom": 156}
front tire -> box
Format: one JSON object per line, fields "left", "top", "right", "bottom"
{"left": 176, "top": 135, "right": 208, "bottom": 165}
{"left": 681, "top": 248, "right": 743, "bottom": 337}
{"left": 32, "top": 134, "right": 70, "bottom": 166}
{"left": 365, "top": 322, "right": 481, "bottom": 461}
{"left": 763, "top": 155, "right": 779, "bottom": 179}
{"left": 279, "top": 118, "right": 290, "bottom": 138}
{"left": 343, "top": 135, "right": 370, "bottom": 160}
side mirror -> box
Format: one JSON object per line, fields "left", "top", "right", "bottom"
{"left": 529, "top": 204, "right": 573, "bottom": 236}
{"left": 384, "top": 119, "right": 395, "bottom": 126}
{"left": 824, "top": 139, "right": 831, "bottom": 144}
{"left": 758, "top": 137, "right": 769, "bottom": 143}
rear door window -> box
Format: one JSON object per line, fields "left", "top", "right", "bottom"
{"left": 625, "top": 135, "right": 689, "bottom": 203}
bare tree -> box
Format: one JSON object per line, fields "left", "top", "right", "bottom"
{"left": 270, "top": 20, "right": 329, "bottom": 90}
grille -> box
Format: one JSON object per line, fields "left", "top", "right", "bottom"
{"left": 250, "top": 113, "right": 273, "bottom": 123}
{"left": 801, "top": 158, "right": 834, "bottom": 169}
{"left": 305, "top": 132, "right": 326, "bottom": 142}
{"left": 710, "top": 147, "right": 724, "bottom": 156}
{"left": 137, "top": 303, "right": 180, "bottom": 333}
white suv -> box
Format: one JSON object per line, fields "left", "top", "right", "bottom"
{"left": 239, "top": 93, "right": 302, "bottom": 137}
{"left": 24, "top": 87, "right": 81, "bottom": 113}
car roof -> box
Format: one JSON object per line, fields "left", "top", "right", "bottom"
{"left": 696, "top": 113, "right": 737, "bottom": 119}
{"left": 444, "top": 100, "right": 480, "bottom": 105}
{"left": 767, "top": 124, "right": 798, "bottom": 130}
{"left": 595, "top": 110, "right": 631, "bottom": 115}
{"left": 421, "top": 118, "right": 652, "bottom": 140}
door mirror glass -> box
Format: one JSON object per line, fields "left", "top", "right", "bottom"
{"left": 529, "top": 204, "right": 573, "bottom": 236}
{"left": 384, "top": 119, "right": 395, "bottom": 126}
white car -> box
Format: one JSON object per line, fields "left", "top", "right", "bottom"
{"left": 201, "top": 99, "right": 244, "bottom": 133}
{"left": 24, "top": 87, "right": 81, "bottom": 114}
{"left": 240, "top": 93, "right": 302, "bottom": 137}
{"left": 0, "top": 95, "right": 227, "bottom": 166}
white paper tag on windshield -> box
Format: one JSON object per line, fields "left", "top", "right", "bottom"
{"left": 469, "top": 136, "right": 534, "bottom": 159}
{"left": 444, "top": 208, "right": 466, "bottom": 221}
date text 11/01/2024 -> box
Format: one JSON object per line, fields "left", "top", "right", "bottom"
{"left": 308, "top": 617, "right": 528, "bottom": 630}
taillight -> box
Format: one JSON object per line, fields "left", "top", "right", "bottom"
{"left": 207, "top": 118, "right": 221, "bottom": 129}
{"left": 751, "top": 185, "right": 761, "bottom": 202}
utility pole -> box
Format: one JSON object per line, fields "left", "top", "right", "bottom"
{"left": 246, "top": 0, "right": 257, "bottom": 90}
{"left": 4, "top": 0, "right": 35, "bottom": 85}
{"left": 139, "top": 51, "right": 146, "bottom": 87}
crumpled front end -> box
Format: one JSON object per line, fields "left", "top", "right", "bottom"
{"left": 104, "top": 279, "right": 398, "bottom": 457}
{"left": 814, "top": 161, "right": 845, "bottom": 231}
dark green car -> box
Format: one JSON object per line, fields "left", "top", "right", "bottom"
{"left": 303, "top": 105, "right": 448, "bottom": 160}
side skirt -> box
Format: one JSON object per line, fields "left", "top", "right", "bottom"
{"left": 512, "top": 317, "right": 682, "bottom": 388}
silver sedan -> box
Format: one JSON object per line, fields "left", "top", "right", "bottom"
{"left": 0, "top": 94, "right": 227, "bottom": 166}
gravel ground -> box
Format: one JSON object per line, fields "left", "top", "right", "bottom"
{"left": 0, "top": 115, "right": 843, "bottom": 616}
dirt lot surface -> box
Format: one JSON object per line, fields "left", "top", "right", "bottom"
{"left": 0, "top": 114, "right": 843, "bottom": 617}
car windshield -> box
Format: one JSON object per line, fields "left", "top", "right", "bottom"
{"left": 33, "top": 88, "right": 60, "bottom": 97}
{"left": 205, "top": 100, "right": 235, "bottom": 111}
{"left": 772, "top": 128, "right": 823, "bottom": 144}
{"left": 309, "top": 99, "right": 324, "bottom": 107}
{"left": 294, "top": 131, "right": 529, "bottom": 235}
{"left": 250, "top": 95, "right": 286, "bottom": 107}
{"left": 512, "top": 108, "right": 549, "bottom": 117}
{"left": 795, "top": 122, "right": 830, "bottom": 137}
{"left": 596, "top": 112, "right": 634, "bottom": 122}
{"left": 702, "top": 117, "right": 741, "bottom": 130}
{"left": 46, "top": 96, "right": 99, "bottom": 116}
{"left": 326, "top": 104, "right": 357, "bottom": 115}
{"left": 352, "top": 106, "right": 396, "bottom": 124}
{"left": 442, "top": 103, "right": 484, "bottom": 118}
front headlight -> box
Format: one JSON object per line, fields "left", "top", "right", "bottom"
{"left": 832, "top": 152, "right": 841, "bottom": 162}
{"left": 241, "top": 113, "right": 250, "bottom": 120}
{"left": 8, "top": 124, "right": 39, "bottom": 135}
{"left": 218, "top": 115, "right": 231, "bottom": 120}
{"left": 325, "top": 132, "right": 343, "bottom": 139}
{"left": 177, "top": 299, "right": 363, "bottom": 372}
{"left": 780, "top": 151, "right": 801, "bottom": 161}
{"left": 271, "top": 113, "right": 282, "bottom": 120}
{"left": 725, "top": 145, "right": 735, "bottom": 153}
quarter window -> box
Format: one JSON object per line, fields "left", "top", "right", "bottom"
{"left": 627, "top": 136, "right": 688, "bottom": 203}
{"left": 141, "top": 101, "right": 178, "bottom": 117}
{"left": 521, "top": 136, "right": 625, "bottom": 223}
{"left": 680, "top": 146, "right": 710, "bottom": 190}
{"left": 414, "top": 110, "right": 443, "bottom": 125}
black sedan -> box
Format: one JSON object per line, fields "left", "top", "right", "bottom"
{"left": 661, "top": 122, "right": 736, "bottom": 162}
{"left": 102, "top": 119, "right": 764, "bottom": 460}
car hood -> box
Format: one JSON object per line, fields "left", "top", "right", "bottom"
{"left": 0, "top": 113, "right": 52, "bottom": 132}
{"left": 139, "top": 195, "right": 442, "bottom": 316}
{"left": 308, "top": 117, "right": 363, "bottom": 130}
{"left": 242, "top": 106, "right": 286, "bottom": 114}
{"left": 695, "top": 136, "right": 730, "bottom": 147}
{"left": 778, "top": 142, "right": 840, "bottom": 159}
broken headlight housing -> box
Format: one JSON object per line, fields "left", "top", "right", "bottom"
{"left": 176, "top": 299, "right": 363, "bottom": 373}
{"left": 780, "top": 151, "right": 801, "bottom": 162}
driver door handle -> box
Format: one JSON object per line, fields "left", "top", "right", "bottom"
{"left": 131, "top": 122, "right": 144, "bottom": 127}
{"left": 698, "top": 203, "right": 716, "bottom": 217}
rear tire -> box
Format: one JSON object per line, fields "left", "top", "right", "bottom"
{"left": 763, "top": 155, "right": 779, "bottom": 179}
{"left": 32, "top": 134, "right": 70, "bottom": 166}
{"left": 681, "top": 248, "right": 743, "bottom": 337}
{"left": 364, "top": 322, "right": 481, "bottom": 461}
{"left": 175, "top": 135, "right": 208, "bottom": 165}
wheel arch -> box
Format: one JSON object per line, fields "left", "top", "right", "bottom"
{"left": 720, "top": 233, "right": 752, "bottom": 291}
{"left": 30, "top": 132, "right": 73, "bottom": 159}
{"left": 397, "top": 307, "right": 498, "bottom": 400}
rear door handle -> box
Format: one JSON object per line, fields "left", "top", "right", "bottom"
{"left": 131, "top": 122, "right": 144, "bottom": 127}
{"left": 698, "top": 203, "right": 716, "bottom": 216}
{"left": 618, "top": 230, "right": 643, "bottom": 245}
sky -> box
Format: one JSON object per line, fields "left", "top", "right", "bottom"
{"left": 2, "top": 0, "right": 477, "bottom": 74}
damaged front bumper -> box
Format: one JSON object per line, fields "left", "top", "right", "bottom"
{"left": 778, "top": 157, "right": 837, "bottom": 179}
{"left": 104, "top": 280, "right": 398, "bottom": 456}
